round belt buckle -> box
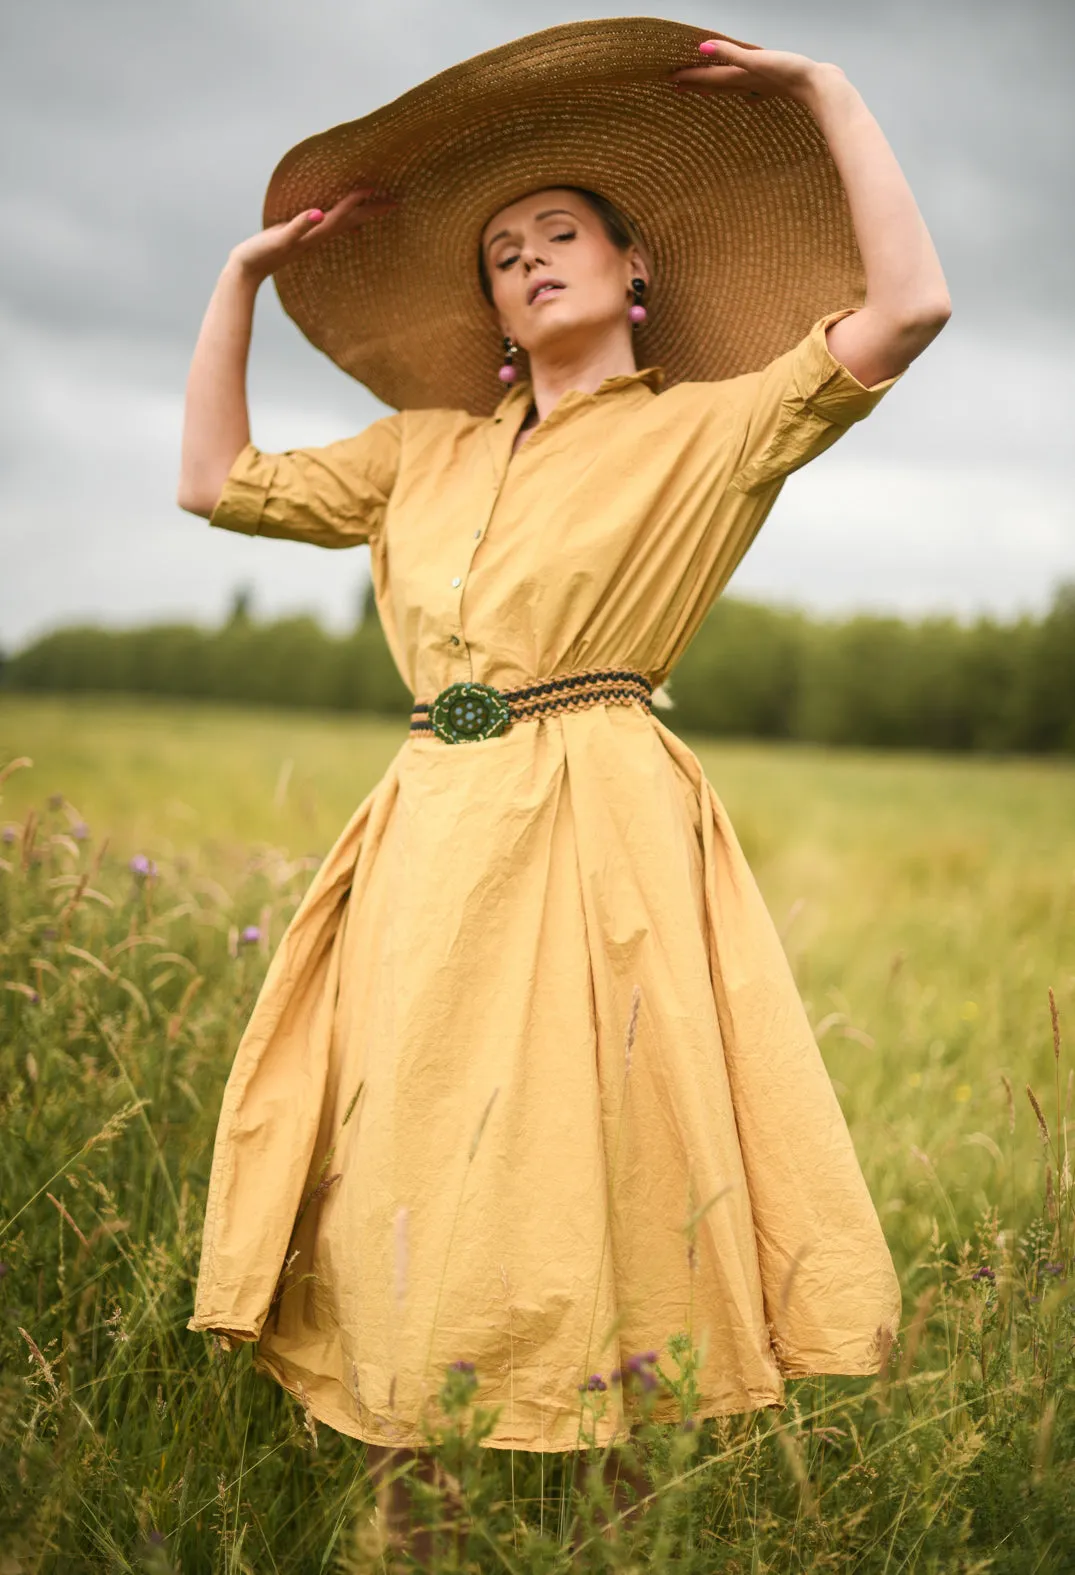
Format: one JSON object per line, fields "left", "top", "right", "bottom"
{"left": 429, "top": 681, "right": 511, "bottom": 744}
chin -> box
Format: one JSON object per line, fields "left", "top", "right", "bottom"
{"left": 524, "top": 311, "right": 608, "bottom": 355}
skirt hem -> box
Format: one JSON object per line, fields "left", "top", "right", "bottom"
{"left": 250, "top": 1345, "right": 884, "bottom": 1454}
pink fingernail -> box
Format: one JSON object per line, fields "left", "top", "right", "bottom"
{"left": 699, "top": 40, "right": 719, "bottom": 55}
{"left": 308, "top": 209, "right": 324, "bottom": 222}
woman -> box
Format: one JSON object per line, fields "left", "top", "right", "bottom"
{"left": 179, "top": 19, "right": 949, "bottom": 1555}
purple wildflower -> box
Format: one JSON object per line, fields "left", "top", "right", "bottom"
{"left": 449, "top": 1359, "right": 475, "bottom": 1374}
{"left": 129, "top": 854, "right": 156, "bottom": 877}
{"left": 1, "top": 828, "right": 15, "bottom": 844}
{"left": 970, "top": 1266, "right": 995, "bottom": 1282}
{"left": 240, "top": 925, "right": 262, "bottom": 945}
{"left": 147, "top": 1530, "right": 165, "bottom": 1546}
{"left": 1042, "top": 1263, "right": 1065, "bottom": 1277}
{"left": 72, "top": 821, "right": 89, "bottom": 841}
{"left": 614, "top": 1350, "right": 661, "bottom": 1385}
{"left": 42, "top": 926, "right": 58, "bottom": 941}
{"left": 627, "top": 1351, "right": 658, "bottom": 1372}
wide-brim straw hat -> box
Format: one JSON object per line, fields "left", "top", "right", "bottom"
{"left": 264, "top": 17, "right": 865, "bottom": 416}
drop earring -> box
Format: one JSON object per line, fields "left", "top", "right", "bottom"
{"left": 498, "top": 336, "right": 518, "bottom": 384}
{"left": 629, "top": 277, "right": 647, "bottom": 326}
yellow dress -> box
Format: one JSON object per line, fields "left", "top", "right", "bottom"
{"left": 189, "top": 306, "right": 905, "bottom": 1451}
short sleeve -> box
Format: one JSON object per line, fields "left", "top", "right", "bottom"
{"left": 208, "top": 412, "right": 403, "bottom": 548}
{"left": 729, "top": 307, "right": 904, "bottom": 496}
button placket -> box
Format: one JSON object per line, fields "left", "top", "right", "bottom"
{"left": 446, "top": 514, "right": 490, "bottom": 667}
{"left": 443, "top": 415, "right": 522, "bottom": 676}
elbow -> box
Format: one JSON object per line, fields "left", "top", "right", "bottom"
{"left": 177, "top": 440, "right": 250, "bottom": 519}
{"left": 871, "top": 296, "right": 952, "bottom": 335}
{"left": 176, "top": 473, "right": 223, "bottom": 519}
{"left": 176, "top": 490, "right": 214, "bottom": 519}
{"left": 916, "top": 295, "right": 952, "bottom": 329}
{"left": 878, "top": 299, "right": 951, "bottom": 367}
{"left": 899, "top": 296, "right": 953, "bottom": 339}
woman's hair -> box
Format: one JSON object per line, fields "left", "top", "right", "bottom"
{"left": 477, "top": 187, "right": 647, "bottom": 305}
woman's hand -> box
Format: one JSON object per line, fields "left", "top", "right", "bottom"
{"left": 670, "top": 39, "right": 835, "bottom": 105}
{"left": 230, "top": 186, "right": 398, "bottom": 284}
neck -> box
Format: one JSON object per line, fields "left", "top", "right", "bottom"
{"left": 526, "top": 323, "right": 638, "bottom": 422}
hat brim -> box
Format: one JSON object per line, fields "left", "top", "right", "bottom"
{"left": 264, "top": 17, "right": 865, "bottom": 415}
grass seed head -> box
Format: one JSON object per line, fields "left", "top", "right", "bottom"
{"left": 1026, "top": 1083, "right": 1050, "bottom": 1147}
{"left": 1049, "top": 986, "right": 1061, "bottom": 1062}
{"left": 1000, "top": 1072, "right": 1015, "bottom": 1135}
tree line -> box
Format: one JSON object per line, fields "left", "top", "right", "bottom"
{"left": 4, "top": 581, "right": 1074, "bottom": 753}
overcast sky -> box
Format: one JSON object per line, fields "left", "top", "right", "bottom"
{"left": 2, "top": 0, "right": 1072, "bottom": 650}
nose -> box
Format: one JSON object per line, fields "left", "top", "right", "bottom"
{"left": 521, "top": 242, "right": 549, "bottom": 272}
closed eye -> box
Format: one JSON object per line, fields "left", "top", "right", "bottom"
{"left": 494, "top": 229, "right": 576, "bottom": 271}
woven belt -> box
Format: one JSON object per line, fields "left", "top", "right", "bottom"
{"left": 410, "top": 668, "right": 653, "bottom": 744}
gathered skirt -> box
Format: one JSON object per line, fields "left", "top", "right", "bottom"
{"left": 189, "top": 704, "right": 902, "bottom": 1450}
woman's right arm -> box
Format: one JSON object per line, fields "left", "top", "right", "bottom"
{"left": 176, "top": 188, "right": 396, "bottom": 518}
{"left": 176, "top": 253, "right": 261, "bottom": 516}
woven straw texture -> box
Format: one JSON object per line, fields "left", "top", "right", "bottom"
{"left": 264, "top": 17, "right": 865, "bottom": 415}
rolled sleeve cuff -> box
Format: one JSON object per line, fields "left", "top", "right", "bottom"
{"left": 208, "top": 443, "right": 276, "bottom": 538}
{"left": 798, "top": 307, "right": 904, "bottom": 426}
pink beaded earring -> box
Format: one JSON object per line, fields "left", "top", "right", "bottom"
{"left": 629, "top": 277, "right": 648, "bottom": 326}
{"left": 498, "top": 336, "right": 518, "bottom": 384}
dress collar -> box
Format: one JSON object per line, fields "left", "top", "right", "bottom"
{"left": 491, "top": 365, "right": 666, "bottom": 423}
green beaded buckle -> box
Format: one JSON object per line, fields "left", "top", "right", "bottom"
{"left": 429, "top": 681, "right": 512, "bottom": 744}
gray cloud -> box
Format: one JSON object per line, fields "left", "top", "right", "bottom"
{"left": 2, "top": 0, "right": 1072, "bottom": 647}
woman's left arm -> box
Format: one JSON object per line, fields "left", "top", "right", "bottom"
{"left": 674, "top": 40, "right": 952, "bottom": 386}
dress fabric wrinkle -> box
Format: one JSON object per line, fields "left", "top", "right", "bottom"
{"left": 189, "top": 306, "right": 905, "bottom": 1450}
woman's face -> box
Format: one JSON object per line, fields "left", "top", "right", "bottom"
{"left": 480, "top": 188, "right": 646, "bottom": 358}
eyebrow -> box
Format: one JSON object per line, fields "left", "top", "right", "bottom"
{"left": 484, "top": 208, "right": 578, "bottom": 251}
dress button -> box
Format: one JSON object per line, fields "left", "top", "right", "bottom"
{"left": 474, "top": 529, "right": 481, "bottom": 539}
{"left": 450, "top": 635, "right": 460, "bottom": 646}
{"left": 451, "top": 576, "right": 462, "bottom": 588}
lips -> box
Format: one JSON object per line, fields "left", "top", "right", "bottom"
{"left": 527, "top": 277, "right": 565, "bottom": 305}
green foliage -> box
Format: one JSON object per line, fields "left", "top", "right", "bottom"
{"left": 4, "top": 613, "right": 412, "bottom": 719}
{"left": 5, "top": 581, "right": 1075, "bottom": 753}
{"left": 664, "top": 599, "right": 807, "bottom": 740}
{"left": 1, "top": 728, "right": 1074, "bottom": 1571}
{"left": 669, "top": 583, "right": 1075, "bottom": 755}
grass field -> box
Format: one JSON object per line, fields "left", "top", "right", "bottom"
{"left": 1, "top": 693, "right": 1072, "bottom": 1572}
